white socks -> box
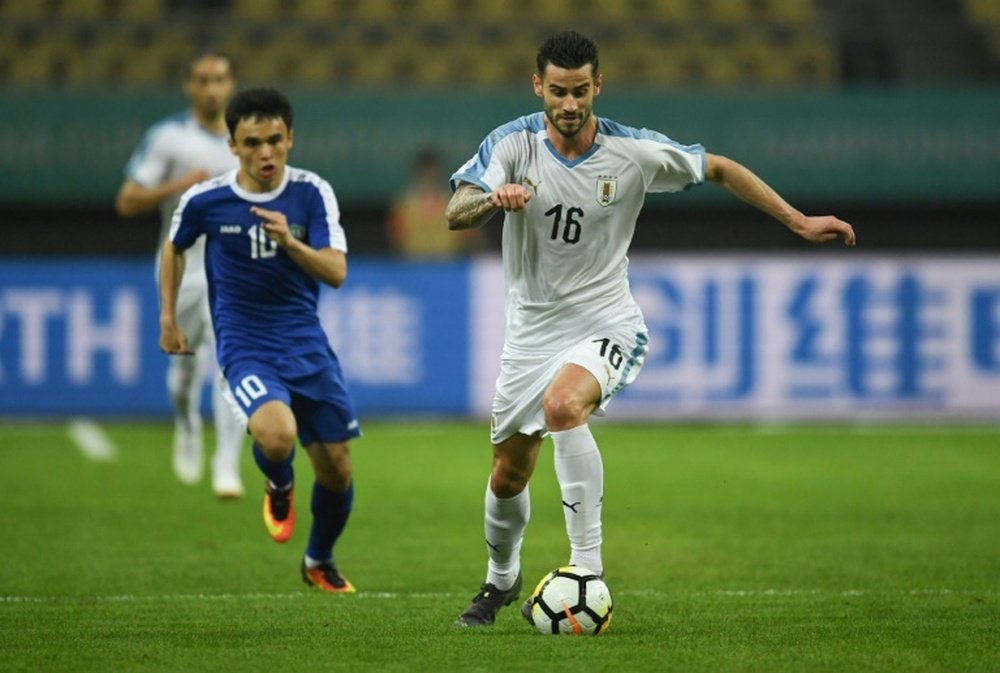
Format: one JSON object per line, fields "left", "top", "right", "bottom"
{"left": 551, "top": 424, "right": 604, "bottom": 575}
{"left": 484, "top": 480, "right": 530, "bottom": 591}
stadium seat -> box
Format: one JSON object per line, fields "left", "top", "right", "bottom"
{"left": 7, "top": 33, "right": 75, "bottom": 86}
{"left": 119, "top": 29, "right": 195, "bottom": 87}
{"left": 116, "top": 0, "right": 166, "bottom": 22}
{"left": 963, "top": 0, "right": 1000, "bottom": 22}
{"left": 0, "top": 0, "right": 50, "bottom": 21}
{"left": 292, "top": 0, "right": 343, "bottom": 22}
{"left": 65, "top": 29, "right": 132, "bottom": 85}
{"left": 231, "top": 0, "right": 285, "bottom": 22}
{"left": 347, "top": 0, "right": 399, "bottom": 22}
{"left": 634, "top": 0, "right": 697, "bottom": 24}
{"left": 758, "top": 0, "right": 817, "bottom": 24}
{"left": 702, "top": 0, "right": 751, "bottom": 25}
{"left": 56, "top": 0, "right": 108, "bottom": 21}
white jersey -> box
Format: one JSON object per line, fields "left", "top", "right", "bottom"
{"left": 452, "top": 112, "right": 705, "bottom": 353}
{"left": 124, "top": 110, "right": 237, "bottom": 285}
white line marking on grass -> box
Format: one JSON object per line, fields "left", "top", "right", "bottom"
{"left": 66, "top": 418, "right": 117, "bottom": 462}
{"left": 1, "top": 588, "right": 989, "bottom": 605}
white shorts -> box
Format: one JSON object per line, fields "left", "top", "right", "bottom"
{"left": 490, "top": 322, "right": 649, "bottom": 444}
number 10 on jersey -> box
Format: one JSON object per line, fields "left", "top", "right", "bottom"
{"left": 248, "top": 224, "right": 278, "bottom": 259}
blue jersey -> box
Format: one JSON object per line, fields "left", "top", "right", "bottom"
{"left": 169, "top": 167, "right": 348, "bottom": 372}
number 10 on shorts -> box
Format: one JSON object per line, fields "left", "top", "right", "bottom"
{"left": 234, "top": 374, "right": 267, "bottom": 408}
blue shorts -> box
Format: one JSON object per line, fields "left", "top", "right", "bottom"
{"left": 223, "top": 352, "right": 361, "bottom": 445}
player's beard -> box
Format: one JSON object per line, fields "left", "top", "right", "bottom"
{"left": 545, "top": 107, "right": 591, "bottom": 138}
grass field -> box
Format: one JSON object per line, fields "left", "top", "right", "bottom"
{"left": 1, "top": 420, "right": 997, "bottom": 672}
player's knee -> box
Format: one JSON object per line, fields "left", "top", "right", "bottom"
{"left": 492, "top": 460, "right": 530, "bottom": 497}
{"left": 542, "top": 392, "right": 587, "bottom": 431}
{"left": 252, "top": 426, "right": 296, "bottom": 460}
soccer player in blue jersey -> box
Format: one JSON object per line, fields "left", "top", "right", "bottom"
{"left": 447, "top": 31, "right": 856, "bottom": 626}
{"left": 159, "top": 88, "right": 360, "bottom": 593}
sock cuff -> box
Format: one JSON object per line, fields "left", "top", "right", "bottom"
{"left": 486, "top": 480, "right": 530, "bottom": 512}
{"left": 551, "top": 423, "right": 599, "bottom": 457}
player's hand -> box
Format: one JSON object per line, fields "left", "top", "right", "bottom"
{"left": 250, "top": 206, "right": 293, "bottom": 247}
{"left": 791, "top": 214, "right": 857, "bottom": 246}
{"left": 491, "top": 184, "right": 533, "bottom": 212}
{"left": 159, "top": 322, "right": 193, "bottom": 355}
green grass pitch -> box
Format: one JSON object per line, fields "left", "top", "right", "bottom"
{"left": 1, "top": 420, "right": 997, "bottom": 672}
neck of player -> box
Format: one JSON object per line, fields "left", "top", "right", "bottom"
{"left": 546, "top": 115, "right": 597, "bottom": 160}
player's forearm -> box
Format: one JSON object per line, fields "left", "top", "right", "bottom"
{"left": 705, "top": 154, "right": 805, "bottom": 233}
{"left": 284, "top": 242, "right": 347, "bottom": 288}
{"left": 158, "top": 242, "right": 186, "bottom": 324}
{"left": 445, "top": 185, "right": 498, "bottom": 230}
{"left": 116, "top": 180, "right": 183, "bottom": 217}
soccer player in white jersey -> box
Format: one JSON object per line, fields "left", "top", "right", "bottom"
{"left": 160, "top": 88, "right": 361, "bottom": 593}
{"left": 448, "top": 31, "right": 857, "bottom": 627}
{"left": 116, "top": 52, "right": 245, "bottom": 498}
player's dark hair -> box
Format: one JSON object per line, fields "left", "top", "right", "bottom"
{"left": 225, "top": 87, "right": 294, "bottom": 137}
{"left": 536, "top": 30, "right": 599, "bottom": 75}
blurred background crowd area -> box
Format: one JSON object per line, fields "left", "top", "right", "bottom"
{"left": 1, "top": 0, "right": 998, "bottom": 89}
{"left": 1, "top": 0, "right": 998, "bottom": 257}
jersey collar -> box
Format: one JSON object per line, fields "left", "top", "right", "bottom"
{"left": 229, "top": 167, "right": 291, "bottom": 202}
{"left": 542, "top": 137, "right": 601, "bottom": 168}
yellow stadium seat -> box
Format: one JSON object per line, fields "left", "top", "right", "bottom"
{"left": 759, "top": 0, "right": 816, "bottom": 24}
{"left": 963, "top": 0, "right": 1000, "bottom": 22}
{"left": 1, "top": 0, "right": 50, "bottom": 21}
{"left": 231, "top": 0, "right": 285, "bottom": 22}
{"left": 65, "top": 30, "right": 131, "bottom": 85}
{"left": 702, "top": 0, "right": 751, "bottom": 25}
{"left": 347, "top": 0, "right": 399, "bottom": 22}
{"left": 292, "top": 0, "right": 342, "bottom": 22}
{"left": 7, "top": 34, "right": 74, "bottom": 86}
{"left": 117, "top": 0, "right": 166, "bottom": 22}
{"left": 56, "top": 0, "right": 107, "bottom": 21}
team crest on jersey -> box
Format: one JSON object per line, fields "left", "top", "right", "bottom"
{"left": 596, "top": 175, "right": 617, "bottom": 206}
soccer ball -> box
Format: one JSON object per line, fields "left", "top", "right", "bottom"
{"left": 526, "top": 566, "right": 613, "bottom": 635}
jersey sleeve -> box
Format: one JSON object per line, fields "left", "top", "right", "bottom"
{"left": 308, "top": 178, "right": 348, "bottom": 253}
{"left": 124, "top": 124, "right": 172, "bottom": 188}
{"left": 449, "top": 126, "right": 519, "bottom": 194}
{"left": 637, "top": 131, "right": 706, "bottom": 193}
{"left": 168, "top": 185, "right": 204, "bottom": 250}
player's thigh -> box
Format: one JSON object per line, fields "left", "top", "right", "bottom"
{"left": 223, "top": 362, "right": 295, "bottom": 451}
{"left": 543, "top": 363, "right": 603, "bottom": 428}
{"left": 562, "top": 325, "right": 649, "bottom": 415}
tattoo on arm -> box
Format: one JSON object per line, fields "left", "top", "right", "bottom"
{"left": 446, "top": 184, "right": 497, "bottom": 230}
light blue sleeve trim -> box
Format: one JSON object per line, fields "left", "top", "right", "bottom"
{"left": 598, "top": 117, "right": 706, "bottom": 189}
{"left": 449, "top": 113, "right": 542, "bottom": 192}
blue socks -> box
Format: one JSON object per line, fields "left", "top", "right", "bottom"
{"left": 252, "top": 442, "right": 294, "bottom": 489}
{"left": 306, "top": 481, "right": 354, "bottom": 564}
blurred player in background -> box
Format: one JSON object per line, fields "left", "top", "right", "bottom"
{"left": 447, "top": 30, "right": 856, "bottom": 627}
{"left": 386, "top": 147, "right": 482, "bottom": 257}
{"left": 116, "top": 52, "right": 244, "bottom": 498}
{"left": 160, "top": 88, "right": 361, "bottom": 593}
